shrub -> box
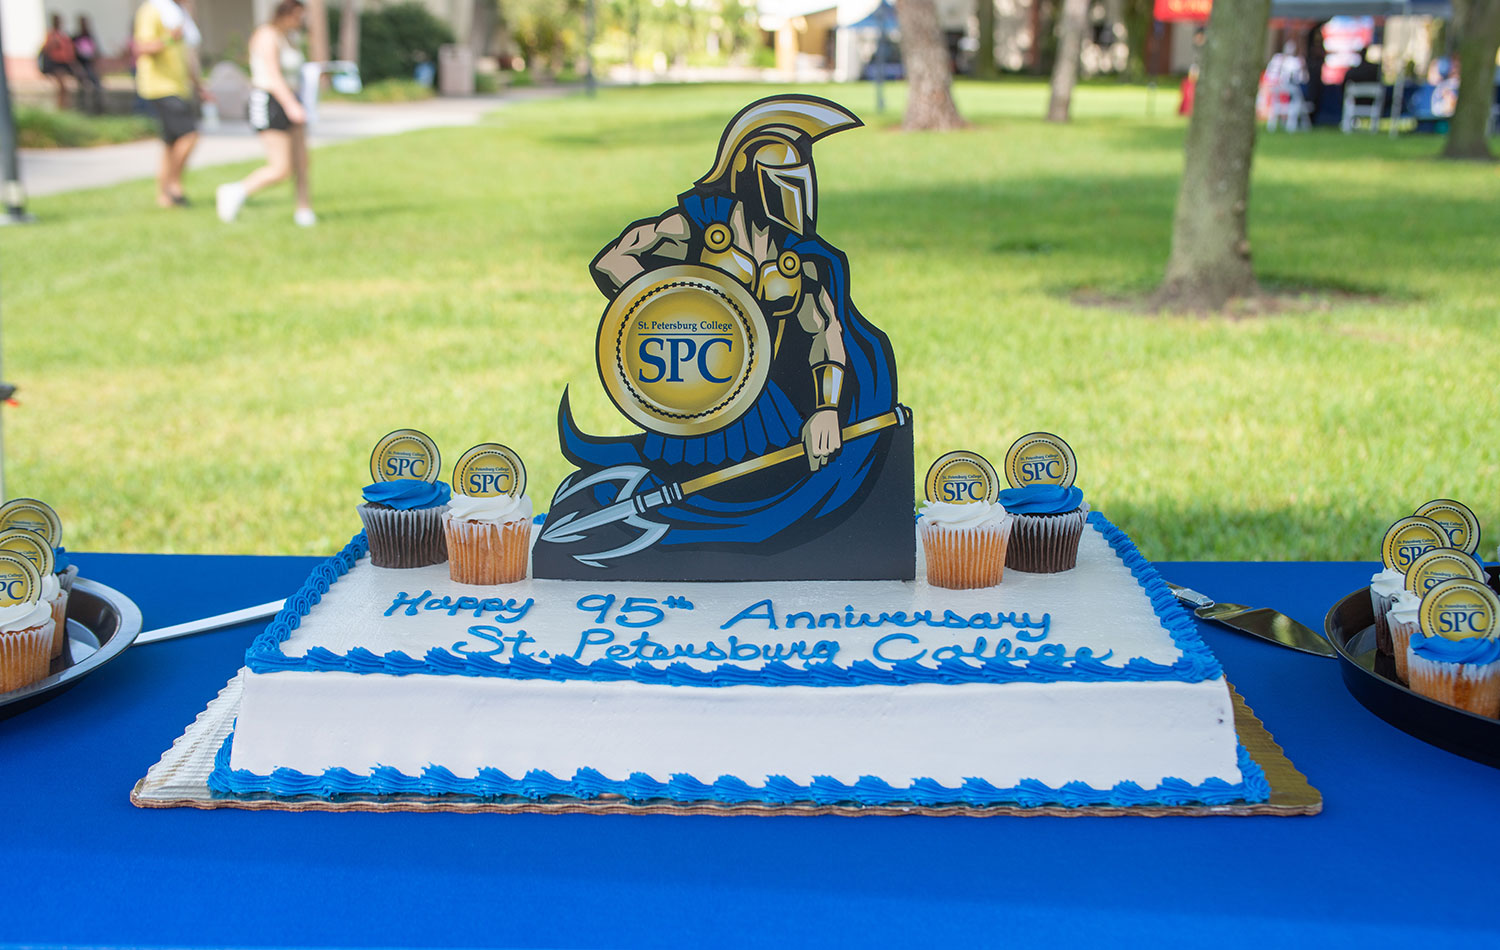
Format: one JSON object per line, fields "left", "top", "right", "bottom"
{"left": 326, "top": 78, "right": 436, "bottom": 103}
{"left": 15, "top": 107, "right": 157, "bottom": 148}
{"left": 328, "top": 2, "right": 455, "bottom": 84}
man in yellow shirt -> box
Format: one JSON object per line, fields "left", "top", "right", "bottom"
{"left": 134, "top": 0, "right": 205, "bottom": 207}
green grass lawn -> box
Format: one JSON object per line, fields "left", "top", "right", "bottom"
{"left": 4, "top": 80, "right": 1497, "bottom": 560}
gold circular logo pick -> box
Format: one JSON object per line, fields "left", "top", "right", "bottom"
{"left": 1380, "top": 515, "right": 1446, "bottom": 574}
{"left": 1004, "top": 432, "right": 1077, "bottom": 489}
{"left": 1419, "top": 578, "right": 1500, "bottom": 642}
{"left": 924, "top": 451, "right": 999, "bottom": 505}
{"left": 0, "top": 497, "right": 62, "bottom": 547}
{"left": 453, "top": 443, "right": 526, "bottom": 498}
{"left": 597, "top": 264, "right": 770, "bottom": 438}
{"left": 0, "top": 550, "right": 42, "bottom": 609}
{"left": 1413, "top": 499, "right": 1481, "bottom": 556}
{"left": 1405, "top": 547, "right": 1485, "bottom": 595}
{"left": 370, "top": 429, "right": 441, "bottom": 484}
{"left": 0, "top": 528, "right": 54, "bottom": 577}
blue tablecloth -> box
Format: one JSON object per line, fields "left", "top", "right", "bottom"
{"left": 4, "top": 552, "right": 1498, "bottom": 948}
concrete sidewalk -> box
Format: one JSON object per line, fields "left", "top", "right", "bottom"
{"left": 19, "top": 89, "right": 568, "bottom": 198}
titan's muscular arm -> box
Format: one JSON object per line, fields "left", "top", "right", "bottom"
{"left": 796, "top": 262, "right": 847, "bottom": 471}
{"left": 590, "top": 212, "right": 692, "bottom": 298}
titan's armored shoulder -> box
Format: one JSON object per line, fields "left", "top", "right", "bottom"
{"left": 655, "top": 211, "right": 691, "bottom": 241}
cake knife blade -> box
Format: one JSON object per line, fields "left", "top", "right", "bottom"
{"left": 134, "top": 599, "right": 287, "bottom": 645}
{"left": 1165, "top": 582, "right": 1335, "bottom": 658}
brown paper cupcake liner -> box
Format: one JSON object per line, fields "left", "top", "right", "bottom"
{"left": 1370, "top": 589, "right": 1397, "bottom": 656}
{"left": 920, "top": 517, "right": 1012, "bottom": 590}
{"left": 1389, "top": 617, "right": 1419, "bottom": 685}
{"left": 49, "top": 589, "right": 70, "bottom": 659}
{"left": 445, "top": 517, "right": 532, "bottom": 585}
{"left": 1004, "top": 506, "right": 1088, "bottom": 574}
{"left": 1406, "top": 652, "right": 1500, "bottom": 718}
{"left": 357, "top": 504, "right": 449, "bottom": 569}
{"left": 1, "top": 618, "right": 56, "bottom": 693}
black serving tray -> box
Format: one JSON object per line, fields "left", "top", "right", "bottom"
{"left": 0, "top": 578, "right": 143, "bottom": 720}
{"left": 1324, "top": 567, "right": 1500, "bottom": 769}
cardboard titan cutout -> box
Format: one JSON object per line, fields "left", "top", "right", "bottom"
{"left": 534, "top": 94, "right": 914, "bottom": 581}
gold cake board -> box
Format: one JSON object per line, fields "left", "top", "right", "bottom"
{"left": 132, "top": 674, "right": 1320, "bottom": 817}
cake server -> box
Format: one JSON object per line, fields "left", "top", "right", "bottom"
{"left": 1165, "top": 582, "right": 1335, "bottom": 658}
{"left": 134, "top": 599, "right": 286, "bottom": 645}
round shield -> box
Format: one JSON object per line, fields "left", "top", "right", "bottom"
{"left": 596, "top": 264, "right": 771, "bottom": 438}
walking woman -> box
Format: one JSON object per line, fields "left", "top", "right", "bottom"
{"left": 216, "top": 0, "right": 315, "bottom": 225}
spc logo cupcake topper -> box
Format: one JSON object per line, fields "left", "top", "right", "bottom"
{"left": 453, "top": 443, "right": 527, "bottom": 499}
{"left": 1418, "top": 578, "right": 1500, "bottom": 642}
{"left": 0, "top": 498, "right": 62, "bottom": 548}
{"left": 0, "top": 529, "right": 55, "bottom": 578}
{"left": 924, "top": 451, "right": 998, "bottom": 505}
{"left": 1404, "top": 547, "right": 1485, "bottom": 596}
{"left": 1380, "top": 516, "right": 1446, "bottom": 574}
{"left": 1413, "top": 499, "right": 1480, "bottom": 556}
{"left": 0, "top": 550, "right": 42, "bottom": 608}
{"left": 370, "top": 429, "right": 442, "bottom": 484}
{"left": 1004, "top": 432, "right": 1076, "bottom": 489}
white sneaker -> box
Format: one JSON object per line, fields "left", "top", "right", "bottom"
{"left": 294, "top": 208, "right": 317, "bottom": 227}
{"left": 215, "top": 183, "right": 246, "bottom": 223}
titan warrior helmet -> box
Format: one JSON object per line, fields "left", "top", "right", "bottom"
{"left": 697, "top": 95, "right": 863, "bottom": 235}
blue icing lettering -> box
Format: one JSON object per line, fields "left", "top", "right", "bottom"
{"left": 721, "top": 599, "right": 778, "bottom": 630}
{"left": 873, "top": 632, "right": 926, "bottom": 663}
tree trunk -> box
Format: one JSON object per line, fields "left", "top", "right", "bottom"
{"left": 307, "top": 0, "right": 331, "bottom": 66}
{"left": 339, "top": 0, "right": 360, "bottom": 63}
{"left": 975, "top": 0, "right": 997, "bottom": 79}
{"left": 1047, "top": 0, "right": 1089, "bottom": 121}
{"left": 1442, "top": 0, "right": 1500, "bottom": 160}
{"left": 1122, "top": 0, "right": 1154, "bottom": 79}
{"left": 1154, "top": 0, "right": 1271, "bottom": 311}
{"left": 898, "top": 0, "right": 966, "bottom": 130}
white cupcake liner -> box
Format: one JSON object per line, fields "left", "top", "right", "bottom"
{"left": 920, "top": 517, "right": 1013, "bottom": 590}
{"left": 1406, "top": 650, "right": 1500, "bottom": 718}
{"left": 1389, "top": 617, "right": 1419, "bottom": 685}
{"left": 357, "top": 504, "right": 449, "bottom": 569}
{"left": 1370, "top": 589, "right": 1398, "bottom": 656}
{"left": 48, "top": 588, "right": 70, "bottom": 659}
{"left": 444, "top": 516, "right": 532, "bottom": 585}
{"left": 57, "top": 564, "right": 78, "bottom": 595}
{"left": 1, "top": 618, "right": 55, "bottom": 693}
{"left": 1004, "top": 504, "right": 1089, "bottom": 574}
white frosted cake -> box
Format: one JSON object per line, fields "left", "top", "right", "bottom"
{"left": 211, "top": 512, "right": 1268, "bottom": 807}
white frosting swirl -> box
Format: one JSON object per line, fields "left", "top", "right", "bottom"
{"left": 1388, "top": 588, "right": 1422, "bottom": 625}
{"left": 920, "top": 499, "right": 1008, "bottom": 531}
{"left": 40, "top": 573, "right": 59, "bottom": 603}
{"left": 1370, "top": 567, "right": 1406, "bottom": 597}
{"left": 0, "top": 599, "right": 52, "bottom": 632}
{"left": 446, "top": 493, "right": 533, "bottom": 524}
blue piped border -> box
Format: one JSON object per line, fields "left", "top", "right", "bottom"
{"left": 244, "top": 512, "right": 1222, "bottom": 686}
{"left": 208, "top": 730, "right": 1270, "bottom": 807}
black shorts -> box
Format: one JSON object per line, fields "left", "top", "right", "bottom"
{"left": 149, "top": 96, "right": 197, "bottom": 144}
{"left": 248, "top": 90, "right": 298, "bottom": 132}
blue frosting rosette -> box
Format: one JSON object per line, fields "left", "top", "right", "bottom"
{"left": 998, "top": 484, "right": 1089, "bottom": 574}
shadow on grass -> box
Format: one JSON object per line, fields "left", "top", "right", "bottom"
{"left": 1101, "top": 500, "right": 1385, "bottom": 562}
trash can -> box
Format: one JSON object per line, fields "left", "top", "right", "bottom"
{"left": 439, "top": 45, "right": 475, "bottom": 96}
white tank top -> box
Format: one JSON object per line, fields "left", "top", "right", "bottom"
{"left": 251, "top": 31, "right": 305, "bottom": 92}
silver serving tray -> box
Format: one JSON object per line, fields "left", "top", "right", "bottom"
{"left": 0, "top": 578, "right": 143, "bottom": 719}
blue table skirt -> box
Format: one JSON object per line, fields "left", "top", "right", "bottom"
{"left": 3, "top": 551, "right": 1498, "bottom": 948}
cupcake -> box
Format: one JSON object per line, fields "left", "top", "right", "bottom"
{"left": 359, "top": 428, "right": 451, "bottom": 569}
{"left": 444, "top": 443, "right": 532, "bottom": 585}
{"left": 1372, "top": 515, "right": 1447, "bottom": 655}
{"left": 1386, "top": 589, "right": 1421, "bottom": 684}
{"left": 0, "top": 552, "right": 55, "bottom": 693}
{"left": 0, "top": 527, "right": 67, "bottom": 658}
{"left": 919, "top": 499, "right": 1012, "bottom": 590}
{"left": 1368, "top": 566, "right": 1406, "bottom": 656}
{"left": 999, "top": 432, "right": 1087, "bottom": 574}
{"left": 921, "top": 450, "right": 1012, "bottom": 589}
{"left": 1404, "top": 578, "right": 1500, "bottom": 717}
{"left": 0, "top": 498, "right": 70, "bottom": 657}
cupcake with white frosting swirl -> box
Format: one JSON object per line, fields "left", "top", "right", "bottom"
{"left": 919, "top": 499, "right": 1013, "bottom": 590}
{"left": 0, "top": 552, "right": 55, "bottom": 693}
{"left": 445, "top": 492, "right": 534, "bottom": 585}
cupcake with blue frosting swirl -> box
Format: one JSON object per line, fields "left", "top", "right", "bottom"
{"left": 1404, "top": 578, "right": 1500, "bottom": 717}
{"left": 999, "top": 433, "right": 1088, "bottom": 574}
{"left": 358, "top": 429, "right": 451, "bottom": 569}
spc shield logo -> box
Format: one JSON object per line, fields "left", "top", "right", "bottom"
{"left": 453, "top": 443, "right": 527, "bottom": 498}
{"left": 597, "top": 264, "right": 770, "bottom": 438}
{"left": 1404, "top": 547, "right": 1485, "bottom": 596}
{"left": 370, "top": 429, "right": 442, "bottom": 483}
{"left": 1418, "top": 578, "right": 1500, "bottom": 642}
{"left": 1004, "top": 432, "right": 1077, "bottom": 489}
{"left": 0, "top": 550, "right": 41, "bottom": 608}
{"left": 1380, "top": 516, "right": 1446, "bottom": 573}
{"left": 1413, "top": 499, "right": 1480, "bottom": 556}
{"left": 0, "top": 498, "right": 62, "bottom": 547}
{"left": 0, "top": 529, "right": 55, "bottom": 577}
{"left": 925, "top": 451, "right": 999, "bottom": 505}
